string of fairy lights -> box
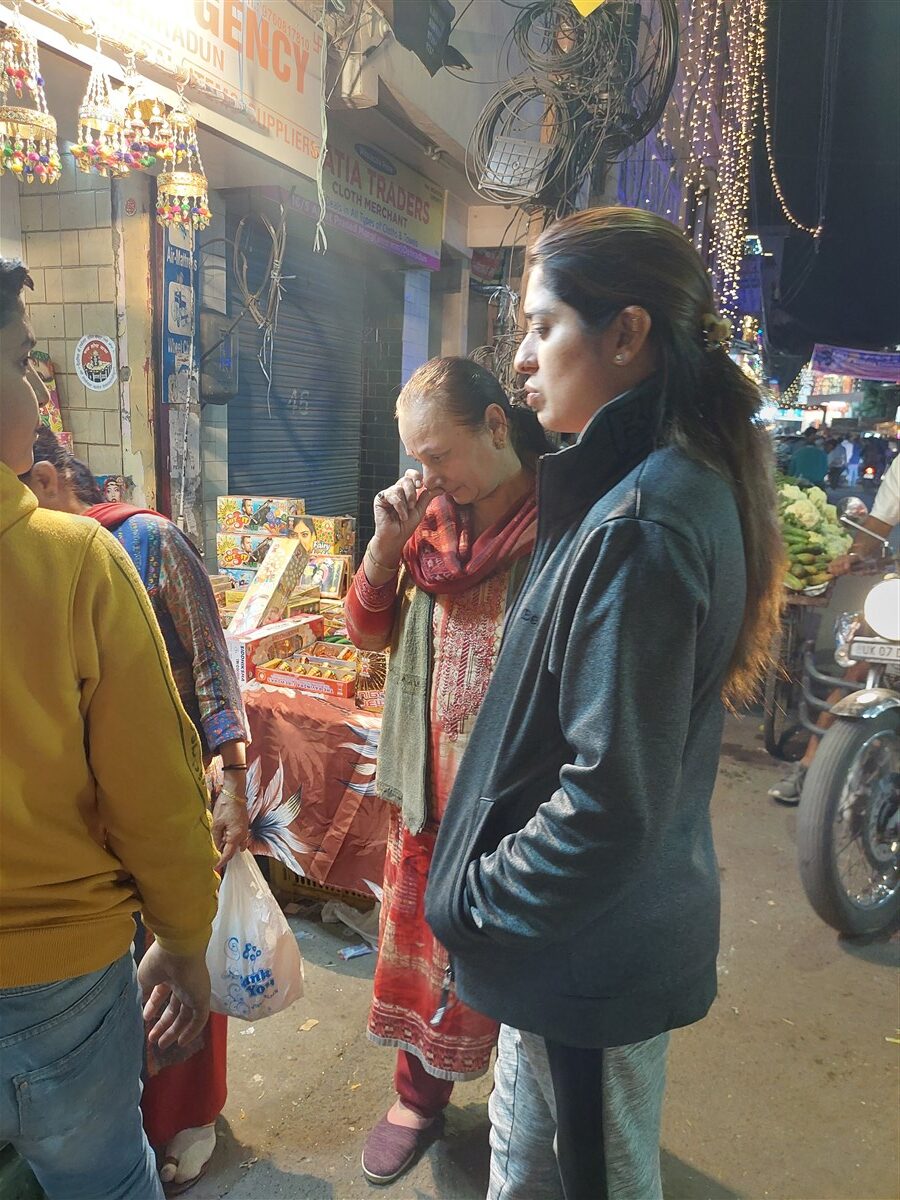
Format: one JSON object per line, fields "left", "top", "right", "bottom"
{"left": 651, "top": 0, "right": 825, "bottom": 323}
{"left": 708, "top": 0, "right": 765, "bottom": 322}
{"left": 758, "top": 6, "right": 822, "bottom": 237}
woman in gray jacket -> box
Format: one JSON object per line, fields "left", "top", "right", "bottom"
{"left": 425, "top": 208, "right": 784, "bottom": 1199}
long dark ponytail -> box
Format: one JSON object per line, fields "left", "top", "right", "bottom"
{"left": 532, "top": 207, "right": 785, "bottom": 708}
{"left": 397, "top": 356, "right": 552, "bottom": 467}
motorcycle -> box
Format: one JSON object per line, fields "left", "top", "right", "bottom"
{"left": 797, "top": 500, "right": 900, "bottom": 937}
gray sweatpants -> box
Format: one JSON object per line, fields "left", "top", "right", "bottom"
{"left": 487, "top": 1024, "right": 670, "bottom": 1200}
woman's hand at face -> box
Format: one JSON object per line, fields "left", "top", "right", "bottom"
{"left": 370, "top": 470, "right": 435, "bottom": 564}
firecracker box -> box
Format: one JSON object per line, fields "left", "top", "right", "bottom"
{"left": 226, "top": 537, "right": 309, "bottom": 637}
{"left": 284, "top": 586, "right": 322, "bottom": 618}
{"left": 226, "top": 614, "right": 325, "bottom": 684}
{"left": 308, "top": 640, "right": 357, "bottom": 663}
{"left": 221, "top": 567, "right": 256, "bottom": 590}
{"left": 217, "top": 533, "right": 276, "bottom": 572}
{"left": 300, "top": 555, "right": 352, "bottom": 599}
{"left": 208, "top": 573, "right": 231, "bottom": 596}
{"left": 298, "top": 516, "right": 356, "bottom": 556}
{"left": 217, "top": 496, "right": 305, "bottom": 535}
{"left": 255, "top": 655, "right": 356, "bottom": 698}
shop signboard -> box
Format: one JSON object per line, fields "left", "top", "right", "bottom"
{"left": 13, "top": 0, "right": 322, "bottom": 181}
{"left": 811, "top": 344, "right": 900, "bottom": 383}
{"left": 270, "top": 136, "right": 445, "bottom": 270}
{"left": 162, "top": 223, "right": 198, "bottom": 405}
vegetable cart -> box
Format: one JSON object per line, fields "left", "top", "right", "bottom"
{"left": 763, "top": 589, "right": 832, "bottom": 760}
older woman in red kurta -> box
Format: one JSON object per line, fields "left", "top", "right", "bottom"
{"left": 345, "top": 358, "right": 550, "bottom": 1185}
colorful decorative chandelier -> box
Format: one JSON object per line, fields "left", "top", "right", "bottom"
{"left": 0, "top": 18, "right": 60, "bottom": 184}
{"left": 154, "top": 97, "right": 211, "bottom": 230}
{"left": 72, "top": 54, "right": 131, "bottom": 177}
{"left": 121, "top": 57, "right": 168, "bottom": 172}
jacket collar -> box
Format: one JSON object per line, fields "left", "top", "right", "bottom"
{"left": 0, "top": 463, "right": 38, "bottom": 536}
{"left": 537, "top": 376, "right": 664, "bottom": 522}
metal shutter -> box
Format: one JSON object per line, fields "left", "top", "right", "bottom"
{"left": 227, "top": 226, "right": 364, "bottom": 515}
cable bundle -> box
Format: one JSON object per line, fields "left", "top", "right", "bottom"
{"left": 467, "top": 0, "right": 679, "bottom": 215}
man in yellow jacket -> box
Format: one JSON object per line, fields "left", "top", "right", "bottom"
{"left": 0, "top": 259, "right": 219, "bottom": 1199}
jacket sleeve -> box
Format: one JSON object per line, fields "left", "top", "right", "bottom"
{"left": 157, "top": 524, "right": 247, "bottom": 752}
{"left": 74, "top": 529, "right": 219, "bottom": 957}
{"left": 463, "top": 517, "right": 710, "bottom": 948}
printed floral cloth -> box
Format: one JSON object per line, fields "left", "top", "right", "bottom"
{"left": 242, "top": 684, "right": 388, "bottom": 898}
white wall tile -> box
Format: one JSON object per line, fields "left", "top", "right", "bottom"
{"left": 62, "top": 267, "right": 99, "bottom": 304}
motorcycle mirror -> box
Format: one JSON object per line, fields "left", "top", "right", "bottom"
{"left": 839, "top": 496, "right": 869, "bottom": 520}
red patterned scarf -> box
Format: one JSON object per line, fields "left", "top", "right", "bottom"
{"left": 403, "top": 488, "right": 538, "bottom": 597}
{"left": 84, "top": 502, "right": 159, "bottom": 530}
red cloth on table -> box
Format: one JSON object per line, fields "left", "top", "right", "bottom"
{"left": 242, "top": 685, "right": 387, "bottom": 897}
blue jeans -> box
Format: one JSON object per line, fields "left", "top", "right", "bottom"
{"left": 0, "top": 951, "right": 163, "bottom": 1200}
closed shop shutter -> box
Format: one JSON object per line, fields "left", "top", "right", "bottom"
{"left": 227, "top": 225, "right": 365, "bottom": 515}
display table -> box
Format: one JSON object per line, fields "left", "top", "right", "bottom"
{"left": 242, "top": 681, "right": 387, "bottom": 898}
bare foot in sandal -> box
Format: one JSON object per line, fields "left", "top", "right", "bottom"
{"left": 159, "top": 1124, "right": 217, "bottom": 1196}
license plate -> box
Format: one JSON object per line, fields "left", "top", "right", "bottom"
{"left": 850, "top": 639, "right": 900, "bottom": 663}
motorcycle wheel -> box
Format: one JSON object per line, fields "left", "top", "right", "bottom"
{"left": 797, "top": 710, "right": 900, "bottom": 937}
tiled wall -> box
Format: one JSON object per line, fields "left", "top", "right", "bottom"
{"left": 20, "top": 157, "right": 121, "bottom": 476}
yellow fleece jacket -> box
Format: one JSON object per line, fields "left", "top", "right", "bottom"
{"left": 0, "top": 465, "right": 218, "bottom": 986}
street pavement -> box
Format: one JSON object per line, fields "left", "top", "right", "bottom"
{"left": 194, "top": 713, "right": 899, "bottom": 1200}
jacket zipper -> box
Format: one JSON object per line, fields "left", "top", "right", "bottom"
{"left": 430, "top": 961, "right": 454, "bottom": 1027}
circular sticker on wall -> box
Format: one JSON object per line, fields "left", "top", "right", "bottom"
{"left": 74, "top": 335, "right": 117, "bottom": 392}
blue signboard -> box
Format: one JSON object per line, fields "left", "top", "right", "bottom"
{"left": 161, "top": 223, "right": 198, "bottom": 404}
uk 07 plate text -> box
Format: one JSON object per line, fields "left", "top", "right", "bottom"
{"left": 849, "top": 639, "right": 900, "bottom": 663}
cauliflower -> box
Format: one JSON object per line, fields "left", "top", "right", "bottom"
{"left": 824, "top": 503, "right": 838, "bottom": 522}
{"left": 784, "top": 498, "right": 819, "bottom": 529}
{"left": 779, "top": 484, "right": 806, "bottom": 504}
{"left": 806, "top": 530, "right": 825, "bottom": 546}
{"left": 806, "top": 486, "right": 828, "bottom": 510}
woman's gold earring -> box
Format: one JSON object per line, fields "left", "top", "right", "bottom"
{"left": 614, "top": 354, "right": 625, "bottom": 364}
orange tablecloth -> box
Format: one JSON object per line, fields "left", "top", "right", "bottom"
{"left": 242, "top": 681, "right": 388, "bottom": 899}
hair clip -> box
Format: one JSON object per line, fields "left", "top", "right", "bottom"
{"left": 700, "top": 313, "right": 732, "bottom": 351}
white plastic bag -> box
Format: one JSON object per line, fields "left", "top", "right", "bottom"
{"left": 206, "top": 851, "right": 303, "bottom": 1021}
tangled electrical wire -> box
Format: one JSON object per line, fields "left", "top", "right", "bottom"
{"left": 468, "top": 0, "right": 679, "bottom": 215}
{"left": 470, "top": 285, "right": 526, "bottom": 399}
{"left": 233, "top": 208, "right": 291, "bottom": 416}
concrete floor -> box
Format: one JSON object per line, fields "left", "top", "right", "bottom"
{"left": 193, "top": 713, "right": 899, "bottom": 1200}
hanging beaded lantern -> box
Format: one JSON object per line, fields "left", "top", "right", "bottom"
{"left": 121, "top": 59, "right": 168, "bottom": 171}
{"left": 155, "top": 102, "right": 211, "bottom": 230}
{"left": 0, "top": 22, "right": 61, "bottom": 184}
{"left": 72, "top": 58, "right": 131, "bottom": 177}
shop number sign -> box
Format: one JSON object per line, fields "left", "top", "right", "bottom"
{"left": 74, "top": 335, "right": 117, "bottom": 392}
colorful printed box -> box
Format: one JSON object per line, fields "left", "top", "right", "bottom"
{"left": 284, "top": 586, "right": 322, "bottom": 618}
{"left": 255, "top": 655, "right": 356, "bottom": 699}
{"left": 226, "top": 614, "right": 325, "bottom": 684}
{"left": 220, "top": 568, "right": 256, "bottom": 590}
{"left": 300, "top": 555, "right": 352, "bottom": 599}
{"left": 226, "top": 537, "right": 309, "bottom": 637}
{"left": 292, "top": 516, "right": 355, "bottom": 556}
{"left": 217, "top": 496, "right": 305, "bottom": 535}
{"left": 217, "top": 533, "right": 276, "bottom": 572}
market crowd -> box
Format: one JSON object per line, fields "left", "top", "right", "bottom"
{"left": 1, "top": 208, "right": 787, "bottom": 1200}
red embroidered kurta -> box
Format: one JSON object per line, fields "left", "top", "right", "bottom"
{"left": 345, "top": 568, "right": 513, "bottom": 1080}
